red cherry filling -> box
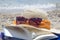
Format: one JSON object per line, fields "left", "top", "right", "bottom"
{"left": 16, "top": 17, "right": 27, "bottom": 24}
{"left": 29, "top": 18, "right": 42, "bottom": 27}
{"left": 16, "top": 17, "right": 42, "bottom": 27}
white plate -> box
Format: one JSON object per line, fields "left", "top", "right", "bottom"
{"left": 3, "top": 26, "right": 32, "bottom": 40}
{"left": 33, "top": 34, "right": 58, "bottom": 40}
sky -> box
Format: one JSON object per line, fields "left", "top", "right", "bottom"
{"left": 0, "top": 0, "right": 60, "bottom": 9}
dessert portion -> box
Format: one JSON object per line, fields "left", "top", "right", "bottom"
{"left": 13, "top": 9, "right": 51, "bottom": 30}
